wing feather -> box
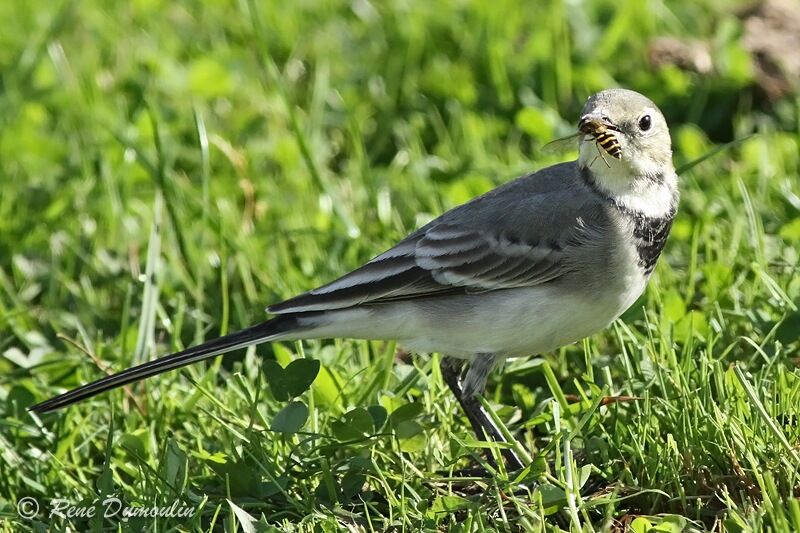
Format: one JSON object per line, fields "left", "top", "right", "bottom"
{"left": 269, "top": 224, "right": 575, "bottom": 313}
{"left": 268, "top": 165, "right": 611, "bottom": 314}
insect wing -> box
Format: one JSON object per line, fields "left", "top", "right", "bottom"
{"left": 542, "top": 132, "right": 582, "bottom": 154}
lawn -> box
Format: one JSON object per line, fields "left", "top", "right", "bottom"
{"left": 1, "top": 0, "right": 799, "bottom": 531}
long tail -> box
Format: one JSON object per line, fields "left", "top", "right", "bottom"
{"left": 29, "top": 315, "right": 302, "bottom": 413}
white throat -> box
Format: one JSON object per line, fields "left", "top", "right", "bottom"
{"left": 579, "top": 141, "right": 677, "bottom": 218}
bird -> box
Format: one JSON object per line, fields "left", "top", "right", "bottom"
{"left": 31, "top": 88, "right": 678, "bottom": 471}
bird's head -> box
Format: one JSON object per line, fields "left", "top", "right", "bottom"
{"left": 578, "top": 88, "right": 676, "bottom": 215}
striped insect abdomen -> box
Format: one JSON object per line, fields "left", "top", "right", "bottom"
{"left": 595, "top": 131, "right": 622, "bottom": 158}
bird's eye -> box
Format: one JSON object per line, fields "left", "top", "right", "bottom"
{"left": 638, "top": 115, "right": 652, "bottom": 131}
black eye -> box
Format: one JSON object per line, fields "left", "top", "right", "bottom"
{"left": 638, "top": 115, "right": 652, "bottom": 131}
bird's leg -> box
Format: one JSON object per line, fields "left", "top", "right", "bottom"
{"left": 440, "top": 355, "right": 525, "bottom": 471}
{"left": 440, "top": 357, "right": 494, "bottom": 440}
{"left": 462, "top": 352, "right": 497, "bottom": 399}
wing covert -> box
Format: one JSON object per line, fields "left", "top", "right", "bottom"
{"left": 268, "top": 163, "right": 610, "bottom": 314}
{"left": 268, "top": 223, "right": 573, "bottom": 313}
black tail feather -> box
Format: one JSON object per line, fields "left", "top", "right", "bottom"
{"left": 29, "top": 316, "right": 298, "bottom": 413}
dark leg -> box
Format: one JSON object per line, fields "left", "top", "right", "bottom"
{"left": 440, "top": 356, "right": 525, "bottom": 471}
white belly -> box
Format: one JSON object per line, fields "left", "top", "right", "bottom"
{"left": 301, "top": 263, "right": 648, "bottom": 359}
{"left": 294, "top": 224, "right": 651, "bottom": 359}
{"left": 400, "top": 275, "right": 646, "bottom": 358}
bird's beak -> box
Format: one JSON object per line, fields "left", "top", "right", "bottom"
{"left": 578, "top": 113, "right": 620, "bottom": 135}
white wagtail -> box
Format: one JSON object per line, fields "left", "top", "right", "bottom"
{"left": 31, "top": 88, "right": 678, "bottom": 470}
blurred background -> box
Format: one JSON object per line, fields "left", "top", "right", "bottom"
{"left": 1, "top": 0, "right": 799, "bottom": 531}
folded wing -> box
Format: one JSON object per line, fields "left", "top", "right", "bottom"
{"left": 268, "top": 222, "right": 573, "bottom": 314}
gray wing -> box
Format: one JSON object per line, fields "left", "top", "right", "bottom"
{"left": 268, "top": 162, "right": 611, "bottom": 314}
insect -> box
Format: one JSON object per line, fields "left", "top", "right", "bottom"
{"left": 580, "top": 117, "right": 622, "bottom": 159}
{"left": 543, "top": 117, "right": 623, "bottom": 166}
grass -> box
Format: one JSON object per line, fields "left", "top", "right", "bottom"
{"left": 1, "top": 0, "right": 799, "bottom": 530}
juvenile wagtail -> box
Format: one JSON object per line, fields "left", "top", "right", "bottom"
{"left": 31, "top": 89, "right": 678, "bottom": 470}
